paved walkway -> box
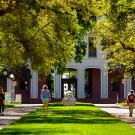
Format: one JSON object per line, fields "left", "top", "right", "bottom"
{"left": 0, "top": 104, "right": 42, "bottom": 130}
{"left": 95, "top": 104, "right": 135, "bottom": 128}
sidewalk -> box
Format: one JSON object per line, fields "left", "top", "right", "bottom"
{"left": 95, "top": 104, "right": 135, "bottom": 128}
{"left": 0, "top": 104, "right": 42, "bottom": 130}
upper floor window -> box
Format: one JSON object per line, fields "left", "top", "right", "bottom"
{"left": 88, "top": 37, "right": 97, "bottom": 57}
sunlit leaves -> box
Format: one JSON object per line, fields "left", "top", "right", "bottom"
{"left": 0, "top": 0, "right": 95, "bottom": 75}
{"left": 94, "top": 0, "right": 135, "bottom": 78}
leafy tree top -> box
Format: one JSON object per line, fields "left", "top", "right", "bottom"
{"left": 0, "top": 0, "right": 96, "bottom": 75}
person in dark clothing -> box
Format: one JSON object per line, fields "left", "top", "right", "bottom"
{"left": 0, "top": 87, "right": 5, "bottom": 116}
{"left": 126, "top": 89, "right": 135, "bottom": 117}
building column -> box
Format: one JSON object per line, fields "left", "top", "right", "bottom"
{"left": 54, "top": 70, "right": 61, "bottom": 98}
{"left": 124, "top": 79, "right": 131, "bottom": 98}
{"left": 7, "top": 78, "right": 15, "bottom": 101}
{"left": 77, "top": 69, "right": 85, "bottom": 98}
{"left": 30, "top": 71, "right": 38, "bottom": 99}
{"left": 101, "top": 69, "right": 108, "bottom": 99}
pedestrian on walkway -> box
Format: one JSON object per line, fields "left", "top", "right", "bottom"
{"left": 126, "top": 89, "right": 135, "bottom": 117}
{"left": 0, "top": 87, "right": 5, "bottom": 116}
{"left": 40, "top": 85, "right": 51, "bottom": 114}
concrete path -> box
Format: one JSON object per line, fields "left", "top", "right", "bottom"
{"left": 0, "top": 104, "right": 42, "bottom": 130}
{"left": 95, "top": 104, "right": 135, "bottom": 128}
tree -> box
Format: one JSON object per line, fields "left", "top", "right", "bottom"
{"left": 94, "top": 0, "right": 135, "bottom": 78}
{"left": 0, "top": 0, "right": 96, "bottom": 75}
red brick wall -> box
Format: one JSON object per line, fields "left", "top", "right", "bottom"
{"left": 14, "top": 75, "right": 48, "bottom": 103}
{"left": 15, "top": 76, "right": 31, "bottom": 103}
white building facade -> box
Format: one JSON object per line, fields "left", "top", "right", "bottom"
{"left": 53, "top": 33, "right": 133, "bottom": 103}
{"left": 5, "top": 35, "right": 134, "bottom": 103}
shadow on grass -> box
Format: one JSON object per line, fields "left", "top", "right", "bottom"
{"left": 1, "top": 112, "right": 120, "bottom": 135}
{"left": 49, "top": 102, "right": 63, "bottom": 106}
{"left": 5, "top": 104, "right": 15, "bottom": 109}
{"left": 49, "top": 102, "right": 94, "bottom": 107}
{"left": 14, "top": 106, "right": 120, "bottom": 125}
{"left": 0, "top": 103, "right": 123, "bottom": 135}
{"left": 16, "top": 115, "right": 120, "bottom": 124}
{"left": 0, "top": 127, "right": 69, "bottom": 135}
{"left": 75, "top": 102, "right": 94, "bottom": 106}
{"left": 48, "top": 108, "right": 110, "bottom": 117}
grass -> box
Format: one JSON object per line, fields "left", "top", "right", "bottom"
{"left": 0, "top": 102, "right": 135, "bottom": 135}
{"left": 5, "top": 103, "right": 16, "bottom": 109}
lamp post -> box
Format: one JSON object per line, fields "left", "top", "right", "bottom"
{"left": 0, "top": 65, "right": 16, "bottom": 103}
{"left": 4, "top": 71, "right": 15, "bottom": 103}
{"left": 9, "top": 73, "right": 15, "bottom": 103}
{"left": 10, "top": 73, "right": 15, "bottom": 80}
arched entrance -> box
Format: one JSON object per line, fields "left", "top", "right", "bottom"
{"left": 108, "top": 71, "right": 124, "bottom": 101}
{"left": 84, "top": 68, "right": 101, "bottom": 99}
{"left": 61, "top": 68, "right": 77, "bottom": 98}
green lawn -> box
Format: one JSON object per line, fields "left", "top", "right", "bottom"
{"left": 5, "top": 103, "right": 15, "bottom": 109}
{"left": 0, "top": 102, "right": 135, "bottom": 135}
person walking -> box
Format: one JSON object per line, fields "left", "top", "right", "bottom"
{"left": 0, "top": 87, "right": 5, "bottom": 116}
{"left": 126, "top": 89, "right": 135, "bottom": 117}
{"left": 40, "top": 85, "right": 51, "bottom": 114}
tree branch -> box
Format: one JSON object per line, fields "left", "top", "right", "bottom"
{"left": 31, "top": 21, "right": 53, "bottom": 40}
{"left": 120, "top": 42, "right": 135, "bottom": 52}
{"left": 0, "top": 0, "right": 14, "bottom": 16}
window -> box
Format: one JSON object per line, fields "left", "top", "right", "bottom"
{"left": 62, "top": 68, "right": 77, "bottom": 79}
{"left": 88, "top": 37, "right": 97, "bottom": 57}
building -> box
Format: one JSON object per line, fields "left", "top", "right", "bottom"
{"left": 4, "top": 62, "right": 48, "bottom": 104}
{"left": 4, "top": 34, "right": 135, "bottom": 104}
{"left": 53, "top": 33, "right": 135, "bottom": 103}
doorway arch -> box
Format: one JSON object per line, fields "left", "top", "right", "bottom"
{"left": 61, "top": 68, "right": 77, "bottom": 98}
{"left": 84, "top": 68, "right": 101, "bottom": 99}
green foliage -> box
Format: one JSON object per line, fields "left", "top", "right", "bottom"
{"left": 11, "top": 65, "right": 32, "bottom": 81}
{"left": 5, "top": 103, "right": 16, "bottom": 109}
{"left": 0, "top": 0, "right": 95, "bottom": 75}
{"left": 74, "top": 40, "right": 87, "bottom": 63}
{"left": 94, "top": 0, "right": 135, "bottom": 78}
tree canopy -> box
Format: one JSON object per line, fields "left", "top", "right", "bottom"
{"left": 0, "top": 0, "right": 97, "bottom": 74}
{"left": 0, "top": 0, "right": 135, "bottom": 78}
{"left": 94, "top": 0, "right": 135, "bottom": 78}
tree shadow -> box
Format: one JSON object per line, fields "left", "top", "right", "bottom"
{"left": 0, "top": 127, "right": 70, "bottom": 135}
{"left": 0, "top": 102, "right": 124, "bottom": 135}
{"left": 49, "top": 102, "right": 94, "bottom": 107}
{"left": 13, "top": 106, "right": 121, "bottom": 125}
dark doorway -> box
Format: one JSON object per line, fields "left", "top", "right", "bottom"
{"left": 61, "top": 79, "right": 77, "bottom": 98}
{"left": 85, "top": 69, "right": 92, "bottom": 98}
{"left": 85, "top": 68, "right": 101, "bottom": 98}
